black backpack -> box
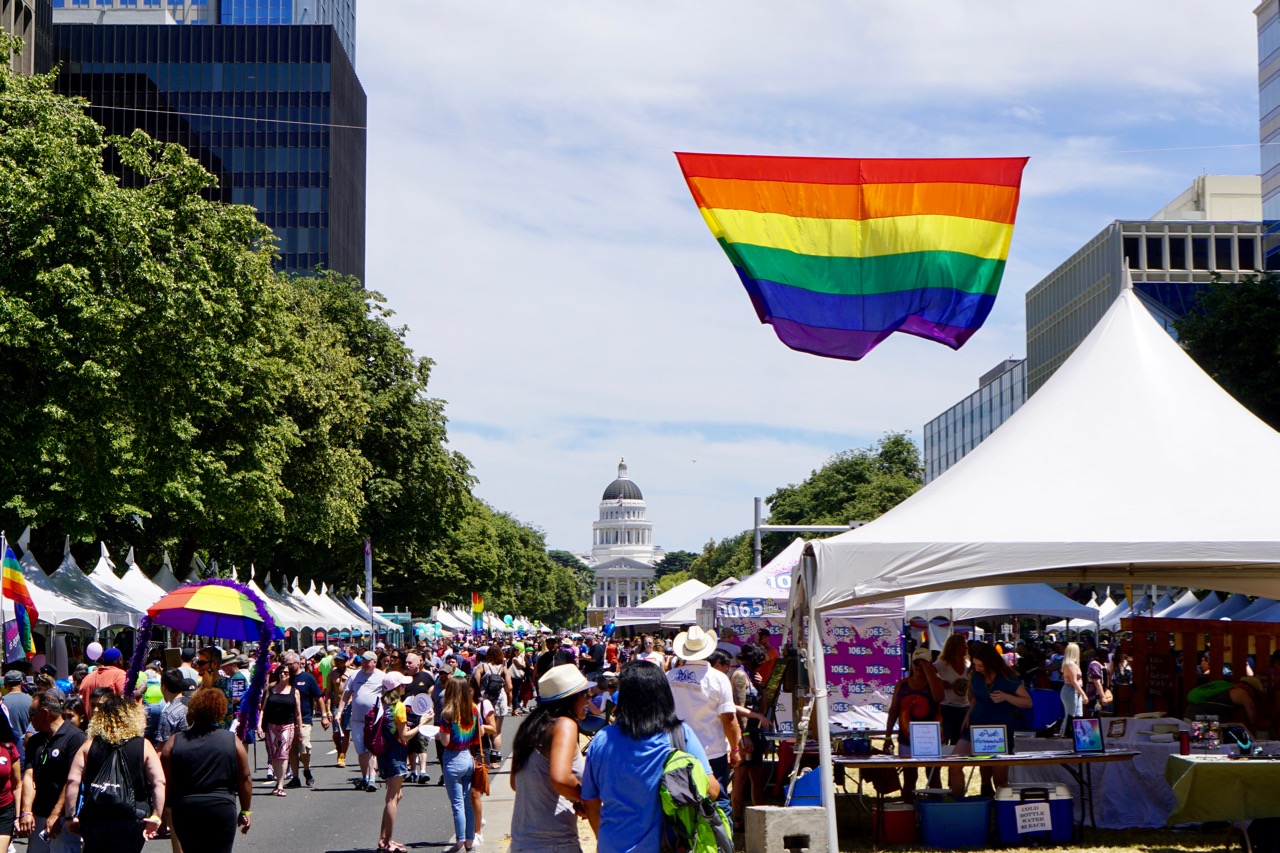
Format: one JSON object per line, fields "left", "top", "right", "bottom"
{"left": 84, "top": 741, "right": 144, "bottom": 822}
{"left": 480, "top": 665, "right": 504, "bottom": 702}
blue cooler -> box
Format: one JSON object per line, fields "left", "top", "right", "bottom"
{"left": 1017, "top": 689, "right": 1065, "bottom": 731}
{"left": 995, "top": 784, "right": 1074, "bottom": 843}
{"left": 917, "top": 797, "right": 991, "bottom": 849}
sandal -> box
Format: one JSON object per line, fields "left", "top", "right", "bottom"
{"left": 271, "top": 788, "right": 287, "bottom": 797}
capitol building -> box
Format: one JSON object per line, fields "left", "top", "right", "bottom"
{"left": 581, "top": 459, "right": 664, "bottom": 622}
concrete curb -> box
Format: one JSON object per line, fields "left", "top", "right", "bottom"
{"left": 488, "top": 757, "right": 516, "bottom": 852}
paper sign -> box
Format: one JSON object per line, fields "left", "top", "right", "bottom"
{"left": 409, "top": 693, "right": 433, "bottom": 717}
{"left": 1015, "top": 801, "right": 1052, "bottom": 834}
{"left": 909, "top": 721, "right": 942, "bottom": 758}
{"left": 971, "top": 724, "right": 1009, "bottom": 755}
{"left": 420, "top": 724, "right": 441, "bottom": 738}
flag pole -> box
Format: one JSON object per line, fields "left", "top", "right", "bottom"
{"left": 0, "top": 531, "right": 8, "bottom": 666}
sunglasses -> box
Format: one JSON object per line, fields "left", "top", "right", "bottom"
{"left": 195, "top": 660, "right": 211, "bottom": 667}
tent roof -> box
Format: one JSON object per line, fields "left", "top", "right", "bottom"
{"left": 14, "top": 548, "right": 109, "bottom": 629}
{"left": 660, "top": 577, "right": 739, "bottom": 628}
{"left": 1204, "top": 592, "right": 1251, "bottom": 620}
{"left": 43, "top": 539, "right": 143, "bottom": 627}
{"left": 615, "top": 579, "right": 710, "bottom": 627}
{"left": 117, "top": 547, "right": 167, "bottom": 611}
{"left": 1233, "top": 597, "right": 1278, "bottom": 621}
{"left": 806, "top": 286, "right": 1280, "bottom": 613}
{"left": 908, "top": 584, "right": 1096, "bottom": 622}
{"left": 1157, "top": 589, "right": 1200, "bottom": 618}
{"left": 710, "top": 538, "right": 806, "bottom": 604}
{"left": 150, "top": 553, "right": 183, "bottom": 593}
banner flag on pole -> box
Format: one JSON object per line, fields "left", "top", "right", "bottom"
{"left": 1, "top": 542, "right": 37, "bottom": 659}
{"left": 675, "top": 153, "right": 1029, "bottom": 360}
{"left": 472, "top": 593, "right": 484, "bottom": 634}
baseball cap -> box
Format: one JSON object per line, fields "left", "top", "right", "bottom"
{"left": 911, "top": 649, "right": 932, "bottom": 664}
{"left": 382, "top": 671, "right": 412, "bottom": 691}
{"left": 39, "top": 664, "right": 57, "bottom": 677}
{"left": 102, "top": 648, "right": 123, "bottom": 664}
{"left": 2, "top": 671, "right": 22, "bottom": 686}
{"left": 361, "top": 651, "right": 377, "bottom": 662}
{"left": 334, "top": 652, "right": 349, "bottom": 662}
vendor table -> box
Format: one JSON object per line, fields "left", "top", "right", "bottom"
{"left": 835, "top": 749, "right": 1138, "bottom": 842}
{"left": 1165, "top": 755, "right": 1280, "bottom": 853}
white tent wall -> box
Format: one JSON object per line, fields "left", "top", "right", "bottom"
{"left": 613, "top": 579, "right": 710, "bottom": 630}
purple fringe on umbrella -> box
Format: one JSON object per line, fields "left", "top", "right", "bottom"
{"left": 123, "top": 577, "right": 277, "bottom": 742}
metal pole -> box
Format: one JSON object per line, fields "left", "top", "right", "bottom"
{"left": 805, "top": 552, "right": 839, "bottom": 851}
{"left": 753, "top": 498, "right": 762, "bottom": 572}
{"left": 364, "top": 538, "right": 375, "bottom": 643}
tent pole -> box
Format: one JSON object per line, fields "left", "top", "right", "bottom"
{"left": 804, "top": 553, "right": 838, "bottom": 850}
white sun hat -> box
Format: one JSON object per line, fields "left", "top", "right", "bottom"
{"left": 672, "top": 626, "right": 719, "bottom": 662}
{"left": 538, "top": 664, "right": 591, "bottom": 702}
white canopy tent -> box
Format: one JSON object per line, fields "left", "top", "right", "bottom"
{"left": 613, "top": 579, "right": 709, "bottom": 629}
{"left": 1100, "top": 595, "right": 1151, "bottom": 630}
{"left": 1179, "top": 592, "right": 1224, "bottom": 620}
{"left": 150, "top": 552, "right": 183, "bottom": 593}
{"left": 119, "top": 548, "right": 167, "bottom": 612}
{"left": 1232, "top": 596, "right": 1278, "bottom": 621}
{"left": 1203, "top": 592, "right": 1252, "bottom": 621}
{"left": 1157, "top": 589, "right": 1201, "bottom": 618}
{"left": 14, "top": 546, "right": 109, "bottom": 629}
{"left": 44, "top": 538, "right": 143, "bottom": 628}
{"left": 85, "top": 544, "right": 157, "bottom": 617}
{"left": 907, "top": 583, "right": 1095, "bottom": 622}
{"left": 793, "top": 285, "right": 1280, "bottom": 846}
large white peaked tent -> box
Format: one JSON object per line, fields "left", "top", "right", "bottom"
{"left": 793, "top": 284, "right": 1280, "bottom": 847}
{"left": 803, "top": 285, "right": 1280, "bottom": 614}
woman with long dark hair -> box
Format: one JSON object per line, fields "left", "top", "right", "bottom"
{"left": 437, "top": 676, "right": 481, "bottom": 853}
{"left": 581, "top": 661, "right": 718, "bottom": 853}
{"left": 508, "top": 664, "right": 593, "bottom": 853}
{"left": 948, "top": 642, "right": 1032, "bottom": 797}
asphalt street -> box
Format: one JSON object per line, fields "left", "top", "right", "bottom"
{"left": 114, "top": 720, "right": 520, "bottom": 853}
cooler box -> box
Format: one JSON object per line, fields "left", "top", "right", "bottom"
{"left": 917, "top": 797, "right": 991, "bottom": 849}
{"left": 872, "top": 803, "right": 916, "bottom": 845}
{"left": 995, "top": 784, "right": 1074, "bottom": 843}
{"left": 1017, "top": 688, "right": 1065, "bottom": 731}
{"left": 786, "top": 767, "right": 822, "bottom": 807}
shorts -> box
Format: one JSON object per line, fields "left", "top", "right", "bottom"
{"left": 340, "top": 705, "right": 352, "bottom": 733}
{"left": 0, "top": 801, "right": 13, "bottom": 836}
{"left": 494, "top": 692, "right": 509, "bottom": 717}
{"left": 379, "top": 752, "right": 408, "bottom": 780}
{"left": 290, "top": 723, "right": 313, "bottom": 757}
{"left": 406, "top": 730, "right": 430, "bottom": 755}
{"left": 742, "top": 729, "right": 767, "bottom": 767}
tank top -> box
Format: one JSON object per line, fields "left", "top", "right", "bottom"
{"left": 168, "top": 727, "right": 238, "bottom": 803}
{"left": 263, "top": 688, "right": 296, "bottom": 726}
{"left": 80, "top": 736, "right": 149, "bottom": 825}
{"left": 510, "top": 749, "right": 584, "bottom": 851}
{"left": 896, "top": 679, "right": 940, "bottom": 743}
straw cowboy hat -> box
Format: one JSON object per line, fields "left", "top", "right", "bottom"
{"left": 538, "top": 664, "right": 591, "bottom": 702}
{"left": 673, "top": 626, "right": 719, "bottom": 662}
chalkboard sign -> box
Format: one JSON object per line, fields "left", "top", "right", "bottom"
{"left": 1146, "top": 653, "right": 1174, "bottom": 697}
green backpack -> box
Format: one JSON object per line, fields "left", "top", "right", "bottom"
{"left": 658, "top": 726, "right": 734, "bottom": 853}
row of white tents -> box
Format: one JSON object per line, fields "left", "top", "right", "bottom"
{"left": 10, "top": 534, "right": 399, "bottom": 637}
{"left": 1047, "top": 587, "right": 1280, "bottom": 632}
{"left": 430, "top": 605, "right": 543, "bottom": 635}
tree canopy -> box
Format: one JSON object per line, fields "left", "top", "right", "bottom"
{"left": 1174, "top": 272, "right": 1280, "bottom": 431}
{"left": 0, "top": 46, "right": 588, "bottom": 626}
{"left": 687, "top": 433, "right": 922, "bottom": 585}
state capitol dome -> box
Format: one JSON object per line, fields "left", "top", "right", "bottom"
{"left": 602, "top": 476, "right": 643, "bottom": 501}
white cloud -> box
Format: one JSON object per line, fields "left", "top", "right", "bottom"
{"left": 357, "top": 1, "right": 1262, "bottom": 552}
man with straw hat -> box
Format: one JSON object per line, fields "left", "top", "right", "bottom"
{"left": 665, "top": 626, "right": 740, "bottom": 817}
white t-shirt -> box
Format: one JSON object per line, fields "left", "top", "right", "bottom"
{"left": 666, "top": 661, "right": 735, "bottom": 759}
{"left": 934, "top": 660, "right": 969, "bottom": 708}
{"left": 638, "top": 651, "right": 666, "bottom": 668}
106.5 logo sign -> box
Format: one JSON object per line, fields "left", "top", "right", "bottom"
{"left": 716, "top": 598, "right": 778, "bottom": 619}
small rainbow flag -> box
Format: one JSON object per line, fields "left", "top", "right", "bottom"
{"left": 472, "top": 592, "right": 484, "bottom": 634}
{"left": 676, "top": 153, "right": 1029, "bottom": 360}
{"left": 1, "top": 544, "right": 37, "bottom": 659}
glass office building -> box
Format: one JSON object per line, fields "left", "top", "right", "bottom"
{"left": 53, "top": 23, "right": 366, "bottom": 279}
{"left": 1259, "top": 1, "right": 1280, "bottom": 260}
{"left": 922, "top": 359, "right": 1026, "bottom": 484}
{"left": 3, "top": 0, "right": 52, "bottom": 74}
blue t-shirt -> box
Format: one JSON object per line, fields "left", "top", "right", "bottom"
{"left": 582, "top": 722, "right": 712, "bottom": 853}
{"left": 292, "top": 673, "right": 323, "bottom": 724}
{"left": 969, "top": 672, "right": 1023, "bottom": 727}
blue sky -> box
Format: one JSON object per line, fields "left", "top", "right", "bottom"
{"left": 356, "top": 1, "right": 1262, "bottom": 554}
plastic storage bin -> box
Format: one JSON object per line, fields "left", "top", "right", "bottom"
{"left": 994, "top": 784, "right": 1074, "bottom": 843}
{"left": 917, "top": 797, "right": 991, "bottom": 849}
{"left": 872, "top": 803, "right": 917, "bottom": 845}
{"left": 1017, "top": 688, "right": 1066, "bottom": 731}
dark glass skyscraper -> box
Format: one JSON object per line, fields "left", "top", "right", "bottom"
{"left": 53, "top": 23, "right": 366, "bottom": 279}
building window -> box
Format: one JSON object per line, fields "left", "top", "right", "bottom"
{"left": 1191, "top": 237, "right": 1210, "bottom": 270}
{"left": 1123, "top": 237, "right": 1140, "bottom": 270}
{"left": 1145, "top": 236, "right": 1165, "bottom": 270}
{"left": 1214, "top": 237, "right": 1233, "bottom": 270}
{"left": 1240, "top": 238, "right": 1257, "bottom": 271}
{"left": 1168, "top": 237, "right": 1187, "bottom": 270}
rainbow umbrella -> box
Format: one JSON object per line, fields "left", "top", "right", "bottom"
{"left": 148, "top": 583, "right": 268, "bottom": 640}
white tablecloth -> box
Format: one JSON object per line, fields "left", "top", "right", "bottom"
{"left": 1009, "top": 718, "right": 1226, "bottom": 829}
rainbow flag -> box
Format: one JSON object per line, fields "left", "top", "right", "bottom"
{"left": 471, "top": 592, "right": 484, "bottom": 634}
{"left": 1, "top": 545, "right": 37, "bottom": 659}
{"left": 676, "top": 153, "right": 1029, "bottom": 360}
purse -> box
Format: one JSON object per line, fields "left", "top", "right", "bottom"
{"left": 482, "top": 732, "right": 502, "bottom": 767}
{"left": 472, "top": 745, "right": 491, "bottom": 796}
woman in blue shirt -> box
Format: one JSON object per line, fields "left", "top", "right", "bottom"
{"left": 581, "top": 662, "right": 718, "bottom": 853}
{"left": 948, "top": 642, "right": 1032, "bottom": 798}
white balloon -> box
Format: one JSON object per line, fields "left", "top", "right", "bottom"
{"left": 86, "top": 642, "right": 103, "bottom": 661}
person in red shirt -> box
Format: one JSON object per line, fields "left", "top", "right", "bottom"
{"left": 0, "top": 737, "right": 21, "bottom": 852}
{"left": 604, "top": 639, "right": 619, "bottom": 672}
{"left": 78, "top": 648, "right": 127, "bottom": 722}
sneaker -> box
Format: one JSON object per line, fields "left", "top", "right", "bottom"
{"left": 474, "top": 833, "right": 484, "bottom": 847}
{"left": 436, "top": 777, "right": 445, "bottom": 787}
{"left": 304, "top": 770, "right": 314, "bottom": 788}
{"left": 404, "top": 772, "right": 417, "bottom": 785}
{"left": 363, "top": 781, "right": 379, "bottom": 792}
{"left": 285, "top": 777, "right": 303, "bottom": 789}
{"left": 336, "top": 753, "right": 346, "bottom": 768}
{"left": 419, "top": 773, "right": 431, "bottom": 785}
{"left": 266, "top": 769, "right": 276, "bottom": 782}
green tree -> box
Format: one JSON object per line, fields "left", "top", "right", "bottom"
{"left": 653, "top": 570, "right": 691, "bottom": 595}
{"left": 687, "top": 533, "right": 752, "bottom": 586}
{"left": 1174, "top": 273, "right": 1280, "bottom": 431}
{"left": 653, "top": 549, "right": 697, "bottom": 578}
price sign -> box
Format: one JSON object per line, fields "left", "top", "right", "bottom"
{"left": 1015, "top": 802, "right": 1052, "bottom": 835}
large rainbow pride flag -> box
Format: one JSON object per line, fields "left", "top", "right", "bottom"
{"left": 1, "top": 545, "right": 37, "bottom": 659}
{"left": 675, "top": 153, "right": 1029, "bottom": 360}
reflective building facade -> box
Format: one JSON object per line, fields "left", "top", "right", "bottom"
{"left": 53, "top": 23, "right": 366, "bottom": 279}
{"left": 922, "top": 359, "right": 1026, "bottom": 484}
{"left": 1259, "top": 1, "right": 1280, "bottom": 260}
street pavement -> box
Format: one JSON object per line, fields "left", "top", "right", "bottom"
{"left": 126, "top": 722, "right": 519, "bottom": 853}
